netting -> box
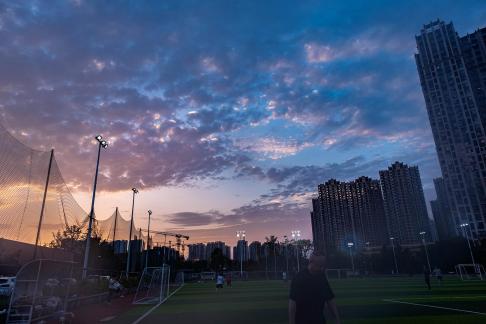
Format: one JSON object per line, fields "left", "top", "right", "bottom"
{"left": 133, "top": 266, "right": 170, "bottom": 304}
{"left": 0, "top": 122, "right": 152, "bottom": 252}
{"left": 0, "top": 123, "right": 88, "bottom": 246}
{"left": 96, "top": 209, "right": 138, "bottom": 243}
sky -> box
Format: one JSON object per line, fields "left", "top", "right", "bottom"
{"left": 0, "top": 0, "right": 485, "bottom": 247}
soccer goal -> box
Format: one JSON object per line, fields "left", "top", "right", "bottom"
{"left": 133, "top": 266, "right": 185, "bottom": 305}
{"left": 455, "top": 264, "right": 485, "bottom": 280}
{"left": 133, "top": 266, "right": 170, "bottom": 304}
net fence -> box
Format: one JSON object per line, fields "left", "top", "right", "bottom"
{"left": 0, "top": 123, "right": 144, "bottom": 248}
{"left": 0, "top": 123, "right": 87, "bottom": 246}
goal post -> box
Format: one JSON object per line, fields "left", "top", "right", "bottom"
{"left": 455, "top": 264, "right": 485, "bottom": 280}
{"left": 133, "top": 266, "right": 170, "bottom": 304}
{"left": 133, "top": 265, "right": 185, "bottom": 305}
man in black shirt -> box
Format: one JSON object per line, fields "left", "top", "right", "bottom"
{"left": 289, "top": 254, "right": 340, "bottom": 324}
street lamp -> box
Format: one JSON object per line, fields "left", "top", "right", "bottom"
{"left": 460, "top": 223, "right": 482, "bottom": 280}
{"left": 347, "top": 242, "right": 355, "bottom": 273}
{"left": 292, "top": 230, "right": 301, "bottom": 272}
{"left": 389, "top": 237, "right": 399, "bottom": 275}
{"left": 236, "top": 230, "right": 246, "bottom": 278}
{"left": 145, "top": 210, "right": 152, "bottom": 269}
{"left": 283, "top": 235, "right": 289, "bottom": 275}
{"left": 419, "top": 231, "right": 431, "bottom": 273}
{"left": 82, "top": 135, "right": 108, "bottom": 279}
{"left": 126, "top": 187, "right": 139, "bottom": 276}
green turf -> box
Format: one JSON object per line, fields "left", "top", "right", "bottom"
{"left": 112, "top": 277, "right": 486, "bottom": 324}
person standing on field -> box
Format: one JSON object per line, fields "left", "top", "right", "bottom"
{"left": 289, "top": 253, "right": 340, "bottom": 324}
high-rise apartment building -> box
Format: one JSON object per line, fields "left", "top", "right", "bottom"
{"left": 249, "top": 241, "right": 262, "bottom": 262}
{"left": 430, "top": 177, "right": 456, "bottom": 240}
{"left": 415, "top": 20, "right": 486, "bottom": 238}
{"left": 235, "top": 240, "right": 249, "bottom": 262}
{"left": 313, "top": 176, "right": 388, "bottom": 252}
{"left": 379, "top": 162, "right": 430, "bottom": 245}
{"left": 188, "top": 243, "right": 206, "bottom": 261}
{"left": 206, "top": 241, "right": 229, "bottom": 260}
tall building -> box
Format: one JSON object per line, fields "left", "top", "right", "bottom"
{"left": 430, "top": 177, "right": 456, "bottom": 240}
{"left": 249, "top": 241, "right": 262, "bottom": 262}
{"left": 415, "top": 20, "right": 486, "bottom": 238}
{"left": 234, "top": 240, "right": 248, "bottom": 262}
{"left": 313, "top": 176, "right": 388, "bottom": 252}
{"left": 206, "top": 241, "right": 229, "bottom": 260}
{"left": 188, "top": 243, "right": 206, "bottom": 261}
{"left": 379, "top": 162, "right": 430, "bottom": 245}
{"left": 311, "top": 198, "right": 325, "bottom": 253}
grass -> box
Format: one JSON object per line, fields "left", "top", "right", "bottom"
{"left": 111, "top": 276, "right": 486, "bottom": 324}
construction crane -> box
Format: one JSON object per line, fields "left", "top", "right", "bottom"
{"left": 141, "top": 229, "right": 189, "bottom": 254}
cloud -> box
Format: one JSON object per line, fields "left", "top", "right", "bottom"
{"left": 0, "top": 0, "right": 482, "bottom": 214}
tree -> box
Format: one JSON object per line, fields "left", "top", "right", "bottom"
{"left": 49, "top": 224, "right": 84, "bottom": 255}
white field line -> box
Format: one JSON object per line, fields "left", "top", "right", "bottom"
{"left": 132, "top": 284, "right": 185, "bottom": 324}
{"left": 382, "top": 298, "right": 486, "bottom": 316}
{"left": 397, "top": 296, "right": 486, "bottom": 301}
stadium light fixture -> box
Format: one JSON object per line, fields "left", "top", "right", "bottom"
{"left": 126, "top": 187, "right": 139, "bottom": 276}
{"left": 82, "top": 134, "right": 109, "bottom": 279}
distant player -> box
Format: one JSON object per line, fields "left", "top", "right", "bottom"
{"left": 289, "top": 253, "right": 340, "bottom": 324}
{"left": 434, "top": 267, "right": 443, "bottom": 286}
{"left": 216, "top": 273, "right": 224, "bottom": 291}
{"left": 424, "top": 266, "right": 431, "bottom": 290}
{"left": 226, "top": 272, "right": 232, "bottom": 287}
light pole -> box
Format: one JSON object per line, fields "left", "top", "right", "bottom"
{"left": 365, "top": 242, "right": 372, "bottom": 274}
{"left": 347, "top": 242, "right": 355, "bottom": 273}
{"left": 292, "top": 230, "right": 301, "bottom": 273}
{"left": 145, "top": 210, "right": 152, "bottom": 269}
{"left": 126, "top": 188, "right": 138, "bottom": 276}
{"left": 419, "top": 231, "right": 431, "bottom": 273}
{"left": 460, "top": 223, "right": 482, "bottom": 280}
{"left": 390, "top": 237, "right": 399, "bottom": 274}
{"left": 283, "top": 236, "right": 289, "bottom": 275}
{"left": 82, "top": 135, "right": 108, "bottom": 280}
{"left": 236, "top": 230, "right": 246, "bottom": 278}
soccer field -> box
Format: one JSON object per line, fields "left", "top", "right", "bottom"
{"left": 111, "top": 277, "right": 486, "bottom": 324}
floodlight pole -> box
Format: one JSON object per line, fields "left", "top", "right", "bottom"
{"left": 145, "top": 210, "right": 152, "bottom": 269}
{"left": 33, "top": 149, "right": 54, "bottom": 260}
{"left": 126, "top": 188, "right": 138, "bottom": 276}
{"left": 420, "top": 232, "right": 431, "bottom": 273}
{"left": 83, "top": 136, "right": 107, "bottom": 280}
{"left": 112, "top": 207, "right": 118, "bottom": 250}
{"left": 390, "top": 237, "right": 399, "bottom": 274}
{"left": 292, "top": 230, "right": 301, "bottom": 272}
{"left": 284, "top": 236, "right": 289, "bottom": 275}
{"left": 347, "top": 243, "right": 355, "bottom": 273}
{"left": 236, "top": 231, "right": 246, "bottom": 278}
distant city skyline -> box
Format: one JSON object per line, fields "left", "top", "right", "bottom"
{"left": 1, "top": 1, "right": 485, "bottom": 244}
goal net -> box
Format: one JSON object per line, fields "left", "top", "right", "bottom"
{"left": 455, "top": 264, "right": 485, "bottom": 280}
{"left": 133, "top": 266, "right": 185, "bottom": 305}
{"left": 133, "top": 266, "right": 170, "bottom": 304}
